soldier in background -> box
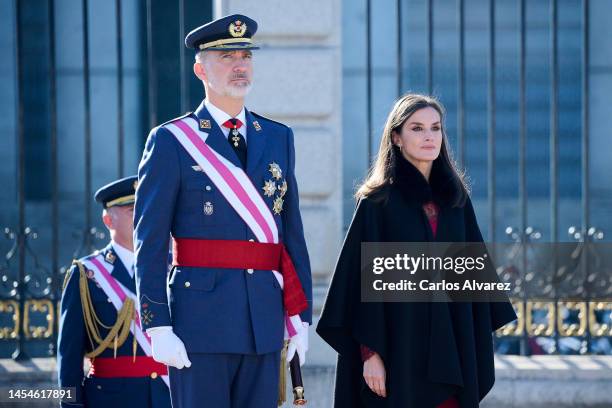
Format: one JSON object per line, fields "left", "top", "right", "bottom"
{"left": 58, "top": 176, "right": 171, "bottom": 408}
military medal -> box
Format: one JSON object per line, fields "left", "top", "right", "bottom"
{"left": 263, "top": 180, "right": 277, "bottom": 197}
{"left": 204, "top": 201, "right": 214, "bottom": 215}
{"left": 263, "top": 162, "right": 287, "bottom": 215}
{"left": 279, "top": 180, "right": 288, "bottom": 197}
{"left": 231, "top": 125, "right": 240, "bottom": 147}
{"left": 273, "top": 196, "right": 284, "bottom": 215}
{"left": 269, "top": 162, "right": 282, "bottom": 180}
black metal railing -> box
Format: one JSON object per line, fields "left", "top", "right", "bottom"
{"left": 351, "top": 0, "right": 609, "bottom": 355}
{"left": 1, "top": 0, "right": 609, "bottom": 358}
{"left": 0, "top": 0, "right": 211, "bottom": 359}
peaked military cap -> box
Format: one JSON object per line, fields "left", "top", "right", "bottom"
{"left": 94, "top": 176, "right": 138, "bottom": 208}
{"left": 184, "top": 14, "right": 259, "bottom": 51}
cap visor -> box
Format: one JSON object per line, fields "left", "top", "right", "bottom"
{"left": 202, "top": 43, "right": 259, "bottom": 51}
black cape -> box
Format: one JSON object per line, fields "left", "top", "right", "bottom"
{"left": 316, "top": 157, "right": 517, "bottom": 408}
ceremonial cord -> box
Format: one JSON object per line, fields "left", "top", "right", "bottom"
{"left": 74, "top": 260, "right": 135, "bottom": 359}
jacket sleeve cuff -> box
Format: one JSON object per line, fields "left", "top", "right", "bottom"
{"left": 146, "top": 325, "right": 173, "bottom": 336}
{"left": 299, "top": 300, "right": 313, "bottom": 325}
{"left": 139, "top": 295, "right": 171, "bottom": 330}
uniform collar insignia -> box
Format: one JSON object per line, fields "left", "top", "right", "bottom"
{"left": 104, "top": 249, "right": 116, "bottom": 265}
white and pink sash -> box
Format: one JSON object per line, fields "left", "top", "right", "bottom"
{"left": 82, "top": 254, "right": 170, "bottom": 388}
{"left": 163, "top": 116, "right": 304, "bottom": 338}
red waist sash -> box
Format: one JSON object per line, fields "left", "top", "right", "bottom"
{"left": 172, "top": 238, "right": 308, "bottom": 316}
{"left": 89, "top": 356, "right": 167, "bottom": 378}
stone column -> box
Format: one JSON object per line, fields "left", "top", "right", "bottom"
{"left": 215, "top": 1, "right": 343, "bottom": 309}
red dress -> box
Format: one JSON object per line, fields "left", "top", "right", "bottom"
{"left": 361, "top": 201, "right": 459, "bottom": 408}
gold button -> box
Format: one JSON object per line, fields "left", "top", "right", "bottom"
{"left": 248, "top": 239, "right": 255, "bottom": 242}
{"left": 247, "top": 269, "right": 254, "bottom": 274}
{"left": 150, "top": 372, "right": 158, "bottom": 379}
{"left": 184, "top": 281, "right": 191, "bottom": 288}
{"left": 96, "top": 385, "right": 102, "bottom": 390}
{"left": 205, "top": 185, "right": 212, "bottom": 191}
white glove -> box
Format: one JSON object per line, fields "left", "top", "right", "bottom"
{"left": 147, "top": 326, "right": 192, "bottom": 369}
{"left": 287, "top": 322, "right": 309, "bottom": 366}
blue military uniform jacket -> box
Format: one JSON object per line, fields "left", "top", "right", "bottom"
{"left": 57, "top": 244, "right": 171, "bottom": 408}
{"left": 134, "top": 101, "right": 312, "bottom": 355}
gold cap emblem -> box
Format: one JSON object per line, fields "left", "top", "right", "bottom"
{"left": 229, "top": 20, "right": 247, "bottom": 38}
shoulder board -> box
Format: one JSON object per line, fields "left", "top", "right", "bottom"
{"left": 249, "top": 111, "right": 290, "bottom": 129}
{"left": 159, "top": 112, "right": 194, "bottom": 128}
{"left": 79, "top": 248, "right": 105, "bottom": 263}
{"left": 79, "top": 252, "right": 97, "bottom": 263}
{"left": 63, "top": 258, "right": 88, "bottom": 291}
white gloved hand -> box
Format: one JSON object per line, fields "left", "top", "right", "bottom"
{"left": 287, "top": 322, "right": 309, "bottom": 366}
{"left": 147, "top": 326, "right": 192, "bottom": 369}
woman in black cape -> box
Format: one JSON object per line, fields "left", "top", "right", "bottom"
{"left": 316, "top": 94, "right": 517, "bottom": 408}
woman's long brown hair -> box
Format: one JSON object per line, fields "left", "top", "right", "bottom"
{"left": 355, "top": 93, "right": 468, "bottom": 207}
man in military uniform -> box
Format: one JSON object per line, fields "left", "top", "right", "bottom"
{"left": 58, "top": 176, "right": 172, "bottom": 408}
{"left": 134, "top": 14, "right": 312, "bottom": 408}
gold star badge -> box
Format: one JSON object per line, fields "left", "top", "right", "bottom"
{"left": 262, "top": 180, "right": 277, "bottom": 197}
{"left": 269, "top": 162, "right": 282, "bottom": 180}
{"left": 278, "top": 180, "right": 288, "bottom": 197}
{"left": 273, "top": 196, "right": 284, "bottom": 215}
{"left": 200, "top": 119, "right": 211, "bottom": 129}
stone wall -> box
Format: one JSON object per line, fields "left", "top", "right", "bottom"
{"left": 215, "top": 0, "right": 344, "bottom": 291}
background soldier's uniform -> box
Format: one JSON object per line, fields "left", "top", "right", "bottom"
{"left": 57, "top": 176, "right": 171, "bottom": 408}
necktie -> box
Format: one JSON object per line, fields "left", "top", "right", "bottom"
{"left": 222, "top": 118, "right": 247, "bottom": 169}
